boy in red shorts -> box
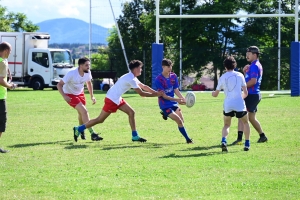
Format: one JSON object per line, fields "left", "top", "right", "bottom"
{"left": 73, "top": 60, "right": 163, "bottom": 142}
{"left": 57, "top": 57, "right": 102, "bottom": 142}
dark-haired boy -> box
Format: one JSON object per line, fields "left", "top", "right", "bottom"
{"left": 212, "top": 56, "right": 251, "bottom": 152}
{"left": 57, "top": 57, "right": 102, "bottom": 142}
{"left": 73, "top": 60, "right": 163, "bottom": 142}
{"left": 232, "top": 46, "right": 268, "bottom": 144}
{"left": 155, "top": 58, "right": 193, "bottom": 144}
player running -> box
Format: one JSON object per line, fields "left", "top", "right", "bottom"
{"left": 155, "top": 58, "right": 193, "bottom": 144}
{"left": 57, "top": 57, "right": 102, "bottom": 142}
{"left": 73, "top": 60, "right": 163, "bottom": 142}
{"left": 212, "top": 56, "right": 251, "bottom": 152}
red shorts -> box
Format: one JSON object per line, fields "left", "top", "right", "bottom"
{"left": 66, "top": 93, "right": 86, "bottom": 108}
{"left": 102, "top": 97, "right": 126, "bottom": 113}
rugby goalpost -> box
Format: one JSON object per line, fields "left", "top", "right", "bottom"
{"left": 152, "top": 0, "right": 299, "bottom": 94}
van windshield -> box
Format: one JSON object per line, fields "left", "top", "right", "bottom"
{"left": 51, "top": 51, "right": 73, "bottom": 68}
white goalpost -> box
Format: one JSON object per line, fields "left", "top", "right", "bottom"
{"left": 155, "top": 0, "right": 299, "bottom": 90}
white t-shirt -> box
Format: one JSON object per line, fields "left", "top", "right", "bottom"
{"left": 62, "top": 68, "right": 92, "bottom": 95}
{"left": 216, "top": 71, "right": 246, "bottom": 113}
{"left": 106, "top": 72, "right": 140, "bottom": 105}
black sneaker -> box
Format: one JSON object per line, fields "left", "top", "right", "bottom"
{"left": 221, "top": 142, "right": 228, "bottom": 152}
{"left": 132, "top": 136, "right": 147, "bottom": 142}
{"left": 80, "top": 132, "right": 86, "bottom": 140}
{"left": 0, "top": 148, "right": 8, "bottom": 153}
{"left": 160, "top": 111, "right": 168, "bottom": 120}
{"left": 186, "top": 138, "right": 194, "bottom": 144}
{"left": 91, "top": 133, "right": 103, "bottom": 141}
{"left": 73, "top": 127, "right": 80, "bottom": 142}
{"left": 231, "top": 139, "right": 243, "bottom": 145}
{"left": 257, "top": 136, "right": 268, "bottom": 143}
{"left": 244, "top": 146, "right": 250, "bottom": 151}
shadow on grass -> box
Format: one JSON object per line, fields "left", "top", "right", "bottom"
{"left": 8, "top": 140, "right": 71, "bottom": 148}
{"left": 182, "top": 145, "right": 221, "bottom": 151}
{"left": 101, "top": 142, "right": 183, "bottom": 150}
{"left": 160, "top": 150, "right": 239, "bottom": 158}
{"left": 64, "top": 144, "right": 88, "bottom": 149}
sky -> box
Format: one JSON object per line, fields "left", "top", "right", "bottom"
{"left": 1, "top": 0, "right": 127, "bottom": 28}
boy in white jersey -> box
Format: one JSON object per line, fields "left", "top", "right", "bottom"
{"left": 73, "top": 60, "right": 163, "bottom": 142}
{"left": 212, "top": 56, "right": 251, "bottom": 152}
{"left": 57, "top": 57, "right": 102, "bottom": 142}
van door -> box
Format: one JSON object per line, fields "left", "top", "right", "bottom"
{"left": 28, "top": 50, "right": 51, "bottom": 86}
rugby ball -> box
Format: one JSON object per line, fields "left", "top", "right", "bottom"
{"left": 185, "top": 92, "right": 196, "bottom": 108}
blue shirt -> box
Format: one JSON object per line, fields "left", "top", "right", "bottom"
{"left": 155, "top": 72, "right": 179, "bottom": 109}
{"left": 245, "top": 60, "right": 263, "bottom": 94}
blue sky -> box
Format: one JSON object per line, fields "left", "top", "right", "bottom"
{"left": 1, "top": 0, "right": 127, "bottom": 28}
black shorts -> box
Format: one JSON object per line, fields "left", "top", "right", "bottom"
{"left": 223, "top": 111, "right": 247, "bottom": 118}
{"left": 0, "top": 99, "right": 7, "bottom": 132}
{"left": 244, "top": 94, "right": 261, "bottom": 113}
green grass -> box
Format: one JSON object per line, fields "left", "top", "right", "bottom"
{"left": 0, "top": 89, "right": 299, "bottom": 200}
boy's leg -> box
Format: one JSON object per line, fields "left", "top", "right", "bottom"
{"left": 73, "top": 109, "right": 109, "bottom": 142}
{"left": 168, "top": 111, "right": 192, "bottom": 143}
{"left": 248, "top": 112, "right": 267, "bottom": 143}
{"left": 238, "top": 112, "right": 251, "bottom": 151}
{"left": 118, "top": 102, "right": 146, "bottom": 142}
{"left": 0, "top": 100, "right": 8, "bottom": 153}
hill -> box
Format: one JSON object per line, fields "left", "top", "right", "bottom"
{"left": 37, "top": 18, "right": 109, "bottom": 44}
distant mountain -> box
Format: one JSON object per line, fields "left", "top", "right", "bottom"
{"left": 37, "top": 18, "right": 109, "bottom": 44}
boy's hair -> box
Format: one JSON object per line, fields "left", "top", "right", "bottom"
{"left": 0, "top": 42, "right": 11, "bottom": 52}
{"left": 246, "top": 46, "right": 260, "bottom": 57}
{"left": 78, "top": 57, "right": 90, "bottom": 66}
{"left": 162, "top": 58, "right": 173, "bottom": 67}
{"left": 129, "top": 60, "right": 143, "bottom": 70}
{"left": 223, "top": 56, "right": 237, "bottom": 70}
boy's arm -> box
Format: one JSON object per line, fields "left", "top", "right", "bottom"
{"left": 212, "top": 90, "right": 220, "bottom": 97}
{"left": 134, "top": 87, "right": 163, "bottom": 97}
{"left": 86, "top": 80, "right": 96, "bottom": 104}
{"left": 138, "top": 83, "right": 157, "bottom": 93}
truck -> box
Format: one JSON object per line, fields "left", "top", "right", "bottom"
{"left": 0, "top": 32, "right": 75, "bottom": 90}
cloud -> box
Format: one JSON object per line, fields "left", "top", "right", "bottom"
{"left": 1, "top": 0, "right": 125, "bottom": 27}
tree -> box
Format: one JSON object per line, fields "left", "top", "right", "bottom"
{"left": 0, "top": 2, "right": 39, "bottom": 32}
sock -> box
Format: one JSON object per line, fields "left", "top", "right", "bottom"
{"left": 178, "top": 127, "right": 190, "bottom": 140}
{"left": 78, "top": 125, "right": 86, "bottom": 133}
{"left": 221, "top": 137, "right": 227, "bottom": 144}
{"left": 260, "top": 133, "right": 266, "bottom": 138}
{"left": 237, "top": 131, "right": 243, "bottom": 140}
{"left": 88, "top": 128, "right": 94, "bottom": 134}
{"left": 132, "top": 130, "right": 138, "bottom": 137}
{"left": 245, "top": 140, "right": 250, "bottom": 147}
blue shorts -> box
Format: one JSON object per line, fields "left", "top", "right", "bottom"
{"left": 161, "top": 106, "right": 179, "bottom": 117}
{"left": 244, "top": 94, "right": 261, "bottom": 113}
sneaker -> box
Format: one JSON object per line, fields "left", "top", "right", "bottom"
{"left": 80, "top": 132, "right": 86, "bottom": 140}
{"left": 73, "top": 127, "right": 80, "bottom": 142}
{"left": 244, "top": 146, "right": 250, "bottom": 151}
{"left": 257, "top": 136, "right": 268, "bottom": 143}
{"left": 132, "top": 136, "right": 147, "bottom": 143}
{"left": 91, "top": 133, "right": 103, "bottom": 141}
{"left": 231, "top": 139, "right": 243, "bottom": 145}
{"left": 221, "top": 142, "right": 228, "bottom": 152}
{"left": 0, "top": 148, "right": 8, "bottom": 153}
{"left": 160, "top": 111, "right": 168, "bottom": 120}
{"left": 186, "top": 138, "right": 194, "bottom": 144}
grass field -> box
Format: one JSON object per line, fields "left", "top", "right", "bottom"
{"left": 0, "top": 89, "right": 299, "bottom": 200}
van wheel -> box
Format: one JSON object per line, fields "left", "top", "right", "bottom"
{"left": 32, "top": 78, "right": 44, "bottom": 90}
{"left": 102, "top": 84, "right": 110, "bottom": 91}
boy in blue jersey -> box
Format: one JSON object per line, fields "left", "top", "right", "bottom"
{"left": 155, "top": 58, "right": 193, "bottom": 144}
{"left": 232, "top": 46, "right": 268, "bottom": 144}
